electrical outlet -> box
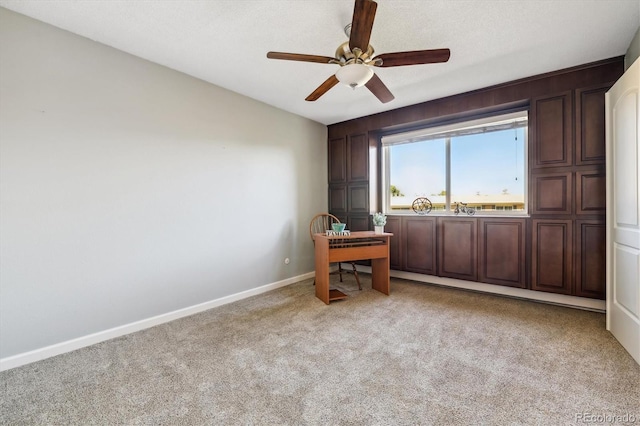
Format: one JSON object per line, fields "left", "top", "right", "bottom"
{"left": 284, "top": 258, "right": 290, "bottom": 265}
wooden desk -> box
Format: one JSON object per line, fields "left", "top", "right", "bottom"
{"left": 314, "top": 231, "right": 393, "bottom": 304}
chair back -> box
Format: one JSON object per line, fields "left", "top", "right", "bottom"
{"left": 309, "top": 213, "right": 341, "bottom": 241}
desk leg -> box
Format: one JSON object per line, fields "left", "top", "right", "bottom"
{"left": 371, "top": 249, "right": 390, "bottom": 295}
{"left": 315, "top": 237, "right": 330, "bottom": 304}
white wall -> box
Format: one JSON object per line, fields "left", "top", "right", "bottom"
{"left": 0, "top": 8, "right": 327, "bottom": 360}
{"left": 626, "top": 26, "right": 640, "bottom": 70}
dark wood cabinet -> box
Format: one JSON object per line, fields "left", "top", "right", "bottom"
{"left": 403, "top": 217, "right": 437, "bottom": 275}
{"left": 531, "top": 219, "right": 573, "bottom": 294}
{"left": 527, "top": 84, "right": 608, "bottom": 298}
{"left": 438, "top": 218, "right": 477, "bottom": 281}
{"left": 574, "top": 220, "right": 606, "bottom": 298}
{"left": 347, "top": 215, "right": 370, "bottom": 232}
{"left": 479, "top": 219, "right": 526, "bottom": 288}
{"left": 531, "top": 91, "right": 573, "bottom": 169}
{"left": 576, "top": 170, "right": 606, "bottom": 215}
{"left": 348, "top": 184, "right": 369, "bottom": 213}
{"left": 328, "top": 137, "right": 346, "bottom": 184}
{"left": 347, "top": 133, "right": 369, "bottom": 182}
{"left": 385, "top": 216, "right": 402, "bottom": 270}
{"left": 531, "top": 172, "right": 573, "bottom": 215}
{"left": 575, "top": 85, "right": 608, "bottom": 165}
{"left": 329, "top": 133, "right": 370, "bottom": 226}
{"left": 328, "top": 185, "right": 347, "bottom": 213}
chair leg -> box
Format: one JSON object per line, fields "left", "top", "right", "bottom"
{"left": 351, "top": 262, "right": 362, "bottom": 290}
{"left": 338, "top": 263, "right": 344, "bottom": 282}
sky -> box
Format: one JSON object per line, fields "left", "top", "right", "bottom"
{"left": 389, "top": 127, "right": 526, "bottom": 202}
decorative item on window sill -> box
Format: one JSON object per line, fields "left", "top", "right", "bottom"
{"left": 412, "top": 197, "right": 433, "bottom": 215}
{"left": 372, "top": 212, "right": 387, "bottom": 234}
{"left": 453, "top": 202, "right": 476, "bottom": 216}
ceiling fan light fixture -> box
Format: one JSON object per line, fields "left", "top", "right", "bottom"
{"left": 335, "top": 63, "right": 374, "bottom": 89}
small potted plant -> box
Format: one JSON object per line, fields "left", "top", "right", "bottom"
{"left": 372, "top": 212, "right": 387, "bottom": 234}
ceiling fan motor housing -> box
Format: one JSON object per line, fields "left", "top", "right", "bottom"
{"left": 335, "top": 41, "right": 375, "bottom": 65}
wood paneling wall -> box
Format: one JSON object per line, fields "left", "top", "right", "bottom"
{"left": 327, "top": 57, "right": 624, "bottom": 300}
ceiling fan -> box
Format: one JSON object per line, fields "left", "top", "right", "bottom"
{"left": 266, "top": 0, "right": 450, "bottom": 104}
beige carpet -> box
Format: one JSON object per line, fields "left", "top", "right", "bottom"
{"left": 1, "top": 276, "right": 639, "bottom": 425}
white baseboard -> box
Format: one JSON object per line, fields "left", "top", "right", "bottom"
{"left": 2, "top": 268, "right": 605, "bottom": 372}
{"left": 351, "top": 265, "right": 606, "bottom": 312}
{"left": 0, "top": 272, "right": 315, "bottom": 372}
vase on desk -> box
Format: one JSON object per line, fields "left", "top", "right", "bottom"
{"left": 374, "top": 225, "right": 384, "bottom": 234}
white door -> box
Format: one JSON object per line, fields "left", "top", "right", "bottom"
{"left": 606, "top": 57, "right": 640, "bottom": 365}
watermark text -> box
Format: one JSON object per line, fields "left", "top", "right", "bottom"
{"left": 575, "top": 412, "right": 637, "bottom": 424}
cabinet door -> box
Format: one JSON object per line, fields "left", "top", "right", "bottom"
{"left": 531, "top": 219, "right": 572, "bottom": 294}
{"left": 575, "top": 169, "right": 606, "bottom": 215}
{"left": 403, "top": 217, "right": 436, "bottom": 275}
{"left": 328, "top": 136, "right": 346, "bottom": 183}
{"left": 328, "top": 184, "right": 347, "bottom": 214}
{"left": 531, "top": 172, "right": 573, "bottom": 215}
{"left": 347, "top": 214, "right": 370, "bottom": 232}
{"left": 531, "top": 91, "right": 573, "bottom": 168}
{"left": 347, "top": 183, "right": 369, "bottom": 213}
{"left": 385, "top": 216, "right": 402, "bottom": 270}
{"left": 575, "top": 85, "right": 609, "bottom": 166}
{"left": 575, "top": 220, "right": 605, "bottom": 299}
{"left": 479, "top": 219, "right": 526, "bottom": 288}
{"left": 438, "top": 218, "right": 477, "bottom": 281}
{"left": 347, "top": 133, "right": 369, "bottom": 182}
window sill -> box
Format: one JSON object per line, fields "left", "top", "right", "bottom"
{"left": 385, "top": 212, "right": 530, "bottom": 218}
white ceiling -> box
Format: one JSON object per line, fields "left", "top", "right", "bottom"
{"left": 1, "top": 0, "right": 639, "bottom": 125}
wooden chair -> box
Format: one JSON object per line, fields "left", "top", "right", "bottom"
{"left": 309, "top": 213, "right": 362, "bottom": 290}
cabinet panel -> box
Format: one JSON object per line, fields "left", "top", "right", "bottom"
{"left": 328, "top": 137, "right": 346, "bottom": 183}
{"left": 479, "top": 219, "right": 526, "bottom": 288}
{"left": 576, "top": 170, "right": 606, "bottom": 215}
{"left": 328, "top": 185, "right": 347, "bottom": 213}
{"left": 531, "top": 91, "right": 573, "bottom": 168}
{"left": 532, "top": 220, "right": 572, "bottom": 294}
{"left": 385, "top": 217, "right": 402, "bottom": 270}
{"left": 403, "top": 217, "right": 437, "bottom": 275}
{"left": 347, "top": 133, "right": 369, "bottom": 182}
{"left": 575, "top": 220, "right": 605, "bottom": 299}
{"left": 531, "top": 172, "right": 573, "bottom": 215}
{"left": 438, "top": 218, "right": 477, "bottom": 281}
{"left": 347, "top": 215, "right": 370, "bottom": 232}
{"left": 348, "top": 184, "right": 369, "bottom": 212}
{"left": 575, "top": 85, "right": 608, "bottom": 165}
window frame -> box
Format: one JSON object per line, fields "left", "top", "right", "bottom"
{"left": 380, "top": 110, "right": 529, "bottom": 217}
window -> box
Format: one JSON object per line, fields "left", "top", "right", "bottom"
{"left": 382, "top": 111, "right": 527, "bottom": 215}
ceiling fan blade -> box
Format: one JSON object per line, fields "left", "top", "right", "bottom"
{"left": 267, "top": 52, "right": 336, "bottom": 64}
{"left": 306, "top": 75, "right": 339, "bottom": 101}
{"left": 374, "top": 49, "right": 451, "bottom": 67}
{"left": 349, "top": 0, "right": 377, "bottom": 53}
{"left": 365, "top": 73, "right": 394, "bottom": 103}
